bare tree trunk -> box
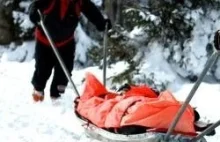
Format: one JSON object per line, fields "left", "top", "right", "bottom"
{"left": 104, "top": 0, "right": 114, "bottom": 23}
{"left": 0, "top": 0, "right": 14, "bottom": 44}
{"left": 115, "top": 0, "right": 123, "bottom": 25}
{"left": 104, "top": 0, "right": 123, "bottom": 26}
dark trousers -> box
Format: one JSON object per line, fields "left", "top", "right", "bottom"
{"left": 31, "top": 40, "right": 75, "bottom": 97}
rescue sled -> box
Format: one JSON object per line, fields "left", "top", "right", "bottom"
{"left": 74, "top": 73, "right": 209, "bottom": 142}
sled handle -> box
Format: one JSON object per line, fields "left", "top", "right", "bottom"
{"left": 37, "top": 10, "right": 80, "bottom": 97}
{"left": 165, "top": 51, "right": 220, "bottom": 140}
{"left": 103, "top": 23, "right": 108, "bottom": 87}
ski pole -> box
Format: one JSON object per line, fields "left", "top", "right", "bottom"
{"left": 37, "top": 10, "right": 80, "bottom": 97}
{"left": 191, "top": 119, "right": 220, "bottom": 141}
{"left": 103, "top": 23, "right": 108, "bottom": 87}
{"left": 192, "top": 39, "right": 220, "bottom": 142}
{"left": 165, "top": 51, "right": 220, "bottom": 140}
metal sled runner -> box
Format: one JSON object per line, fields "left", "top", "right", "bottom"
{"left": 37, "top": 10, "right": 220, "bottom": 142}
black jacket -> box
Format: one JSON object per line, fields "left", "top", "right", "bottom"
{"left": 29, "top": 0, "right": 106, "bottom": 47}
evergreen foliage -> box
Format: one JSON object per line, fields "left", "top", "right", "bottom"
{"left": 87, "top": 0, "right": 220, "bottom": 90}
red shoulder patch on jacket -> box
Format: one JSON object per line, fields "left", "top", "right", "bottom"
{"left": 60, "top": 0, "right": 69, "bottom": 20}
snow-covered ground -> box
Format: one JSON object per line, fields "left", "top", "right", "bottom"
{"left": 1, "top": 1, "right": 220, "bottom": 140}
{"left": 1, "top": 41, "right": 220, "bottom": 142}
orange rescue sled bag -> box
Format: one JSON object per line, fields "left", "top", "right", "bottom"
{"left": 76, "top": 73, "right": 196, "bottom": 135}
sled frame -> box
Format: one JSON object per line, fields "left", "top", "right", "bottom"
{"left": 77, "top": 117, "right": 207, "bottom": 142}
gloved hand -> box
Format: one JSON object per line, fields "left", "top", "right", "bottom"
{"left": 117, "top": 83, "right": 131, "bottom": 92}
{"left": 96, "top": 18, "right": 112, "bottom": 32}
{"left": 214, "top": 30, "right": 220, "bottom": 51}
{"left": 104, "top": 18, "right": 112, "bottom": 31}
{"left": 28, "top": 0, "right": 41, "bottom": 25}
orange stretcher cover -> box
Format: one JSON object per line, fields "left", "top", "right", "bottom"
{"left": 76, "top": 73, "right": 196, "bottom": 135}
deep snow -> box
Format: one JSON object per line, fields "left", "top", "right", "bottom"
{"left": 1, "top": 41, "right": 220, "bottom": 142}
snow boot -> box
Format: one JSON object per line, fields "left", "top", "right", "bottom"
{"left": 32, "top": 90, "right": 44, "bottom": 102}
{"left": 50, "top": 85, "right": 66, "bottom": 100}
{"left": 50, "top": 89, "right": 61, "bottom": 100}
{"left": 50, "top": 94, "right": 61, "bottom": 100}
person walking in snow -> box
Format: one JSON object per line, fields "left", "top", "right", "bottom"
{"left": 29, "top": 0, "right": 112, "bottom": 102}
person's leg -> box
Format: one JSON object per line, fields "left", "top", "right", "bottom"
{"left": 32, "top": 41, "right": 55, "bottom": 101}
{"left": 50, "top": 41, "right": 75, "bottom": 98}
